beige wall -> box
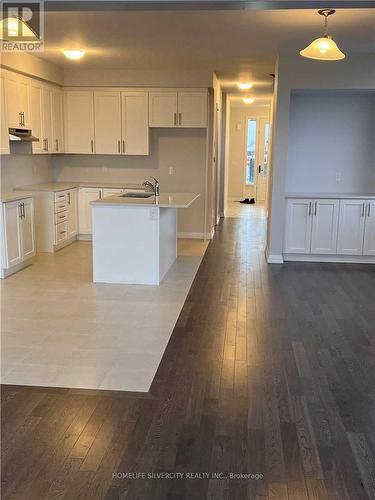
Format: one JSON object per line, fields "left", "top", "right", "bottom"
{"left": 228, "top": 106, "right": 270, "bottom": 200}
{"left": 0, "top": 154, "right": 53, "bottom": 192}
{"left": 52, "top": 128, "right": 208, "bottom": 236}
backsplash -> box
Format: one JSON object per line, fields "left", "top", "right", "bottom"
{"left": 0, "top": 154, "right": 54, "bottom": 193}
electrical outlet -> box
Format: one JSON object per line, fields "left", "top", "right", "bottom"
{"left": 336, "top": 172, "right": 341, "bottom": 183}
{"left": 169, "top": 167, "right": 174, "bottom": 175}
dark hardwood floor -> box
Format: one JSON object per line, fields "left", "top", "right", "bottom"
{"left": 2, "top": 209, "right": 375, "bottom": 499}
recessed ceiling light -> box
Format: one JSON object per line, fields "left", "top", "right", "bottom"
{"left": 238, "top": 82, "right": 253, "bottom": 90}
{"left": 300, "top": 9, "right": 345, "bottom": 61}
{"left": 243, "top": 97, "right": 255, "bottom": 104}
{"left": 63, "top": 49, "right": 86, "bottom": 60}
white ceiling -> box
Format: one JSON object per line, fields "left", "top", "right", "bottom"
{"left": 37, "top": 7, "right": 375, "bottom": 103}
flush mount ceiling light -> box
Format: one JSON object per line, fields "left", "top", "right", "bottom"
{"left": 243, "top": 97, "right": 255, "bottom": 104}
{"left": 300, "top": 9, "right": 345, "bottom": 61}
{"left": 63, "top": 48, "right": 86, "bottom": 60}
{"left": 238, "top": 82, "right": 253, "bottom": 90}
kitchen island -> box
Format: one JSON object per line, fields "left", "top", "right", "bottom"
{"left": 91, "top": 192, "right": 200, "bottom": 285}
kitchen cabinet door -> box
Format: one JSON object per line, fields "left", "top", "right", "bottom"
{"left": 30, "top": 81, "right": 43, "bottom": 153}
{"left": 363, "top": 200, "right": 375, "bottom": 256}
{"left": 5, "top": 72, "right": 30, "bottom": 129}
{"left": 78, "top": 188, "right": 102, "bottom": 235}
{"left": 41, "top": 86, "right": 53, "bottom": 153}
{"left": 94, "top": 91, "right": 121, "bottom": 154}
{"left": 67, "top": 188, "right": 78, "bottom": 239}
{"left": 310, "top": 199, "right": 339, "bottom": 254}
{"left": 52, "top": 89, "right": 64, "bottom": 153}
{"left": 177, "top": 91, "right": 207, "bottom": 128}
{"left": 3, "top": 200, "right": 23, "bottom": 268}
{"left": 337, "top": 200, "right": 366, "bottom": 255}
{"left": 0, "top": 75, "right": 9, "bottom": 154}
{"left": 149, "top": 92, "right": 177, "bottom": 127}
{"left": 64, "top": 91, "right": 94, "bottom": 153}
{"left": 20, "top": 198, "right": 36, "bottom": 260}
{"left": 121, "top": 91, "right": 149, "bottom": 155}
{"left": 284, "top": 199, "right": 313, "bottom": 254}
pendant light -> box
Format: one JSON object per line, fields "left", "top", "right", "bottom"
{"left": 300, "top": 9, "right": 345, "bottom": 61}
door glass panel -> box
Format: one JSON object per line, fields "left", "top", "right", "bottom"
{"left": 245, "top": 119, "right": 257, "bottom": 185}
{"left": 263, "top": 123, "right": 270, "bottom": 178}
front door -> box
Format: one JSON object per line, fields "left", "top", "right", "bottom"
{"left": 256, "top": 119, "right": 270, "bottom": 202}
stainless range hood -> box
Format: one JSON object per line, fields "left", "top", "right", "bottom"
{"left": 9, "top": 128, "right": 39, "bottom": 142}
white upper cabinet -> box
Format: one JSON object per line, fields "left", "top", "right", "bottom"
{"left": 149, "top": 92, "right": 178, "bottom": 128}
{"left": 41, "top": 86, "right": 53, "bottom": 153}
{"left": 52, "top": 89, "right": 64, "bottom": 153}
{"left": 337, "top": 200, "right": 366, "bottom": 255}
{"left": 178, "top": 91, "right": 208, "bottom": 128}
{"left": 310, "top": 199, "right": 339, "bottom": 255}
{"left": 149, "top": 91, "right": 207, "bottom": 128}
{"left": 284, "top": 199, "right": 313, "bottom": 254}
{"left": 0, "top": 74, "right": 9, "bottom": 154}
{"left": 121, "top": 91, "right": 149, "bottom": 155}
{"left": 363, "top": 200, "right": 375, "bottom": 256}
{"left": 5, "top": 72, "right": 31, "bottom": 129}
{"left": 94, "top": 91, "right": 122, "bottom": 154}
{"left": 29, "top": 80, "right": 43, "bottom": 153}
{"left": 64, "top": 91, "right": 95, "bottom": 153}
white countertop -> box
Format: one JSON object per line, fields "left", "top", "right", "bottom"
{"left": 285, "top": 193, "right": 375, "bottom": 200}
{"left": 91, "top": 192, "right": 200, "bottom": 209}
{"left": 17, "top": 181, "right": 144, "bottom": 192}
{"left": 0, "top": 191, "right": 34, "bottom": 203}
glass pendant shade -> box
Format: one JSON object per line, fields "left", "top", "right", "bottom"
{"left": 300, "top": 36, "right": 345, "bottom": 61}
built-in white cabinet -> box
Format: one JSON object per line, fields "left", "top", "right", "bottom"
{"left": 121, "top": 91, "right": 149, "bottom": 155}
{"left": 30, "top": 80, "right": 43, "bottom": 154}
{"left": 52, "top": 89, "right": 64, "bottom": 153}
{"left": 94, "top": 91, "right": 122, "bottom": 154}
{"left": 149, "top": 91, "right": 207, "bottom": 128}
{"left": 1, "top": 197, "right": 36, "bottom": 277}
{"left": 0, "top": 74, "right": 10, "bottom": 154}
{"left": 41, "top": 86, "right": 53, "bottom": 153}
{"left": 363, "top": 201, "right": 375, "bottom": 256}
{"left": 79, "top": 187, "right": 102, "bottom": 235}
{"left": 285, "top": 198, "right": 339, "bottom": 255}
{"left": 64, "top": 91, "right": 95, "bottom": 154}
{"left": 337, "top": 200, "right": 366, "bottom": 255}
{"left": 5, "top": 71, "right": 31, "bottom": 129}
{"left": 285, "top": 197, "right": 375, "bottom": 262}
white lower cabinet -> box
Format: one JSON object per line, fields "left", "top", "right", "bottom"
{"left": 285, "top": 197, "right": 375, "bottom": 262}
{"left": 1, "top": 197, "right": 36, "bottom": 277}
{"left": 363, "top": 201, "right": 375, "bottom": 256}
{"left": 79, "top": 188, "right": 102, "bottom": 235}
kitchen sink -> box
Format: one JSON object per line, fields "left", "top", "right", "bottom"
{"left": 120, "top": 192, "right": 154, "bottom": 198}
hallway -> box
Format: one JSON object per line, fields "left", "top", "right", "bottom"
{"left": 2, "top": 210, "right": 375, "bottom": 500}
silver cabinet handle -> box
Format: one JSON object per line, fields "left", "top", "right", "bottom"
{"left": 22, "top": 112, "right": 25, "bottom": 126}
{"left": 18, "top": 203, "right": 23, "bottom": 219}
{"left": 91, "top": 139, "right": 94, "bottom": 153}
{"left": 19, "top": 112, "right": 22, "bottom": 126}
{"left": 68, "top": 192, "right": 71, "bottom": 205}
{"left": 99, "top": 190, "right": 102, "bottom": 199}
{"left": 118, "top": 140, "right": 121, "bottom": 153}
{"left": 178, "top": 113, "right": 182, "bottom": 126}
{"left": 174, "top": 112, "right": 177, "bottom": 126}
{"left": 308, "top": 201, "right": 311, "bottom": 216}
{"left": 368, "top": 202, "right": 371, "bottom": 217}
{"left": 55, "top": 139, "right": 59, "bottom": 152}
{"left": 122, "top": 140, "right": 125, "bottom": 153}
{"left": 362, "top": 202, "right": 365, "bottom": 217}
{"left": 46, "top": 138, "right": 48, "bottom": 151}
{"left": 314, "top": 201, "right": 317, "bottom": 216}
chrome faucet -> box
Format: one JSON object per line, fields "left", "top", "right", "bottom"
{"left": 143, "top": 177, "right": 160, "bottom": 196}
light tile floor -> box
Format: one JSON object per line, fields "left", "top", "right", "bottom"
{"left": 1, "top": 239, "right": 208, "bottom": 392}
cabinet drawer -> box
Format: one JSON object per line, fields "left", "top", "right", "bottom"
{"left": 55, "top": 211, "right": 68, "bottom": 225}
{"left": 54, "top": 191, "right": 68, "bottom": 203}
{"left": 55, "top": 201, "right": 68, "bottom": 213}
{"left": 55, "top": 221, "right": 68, "bottom": 244}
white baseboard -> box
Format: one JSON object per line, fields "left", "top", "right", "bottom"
{"left": 1, "top": 258, "right": 33, "bottom": 279}
{"left": 178, "top": 232, "right": 205, "bottom": 240}
{"left": 78, "top": 234, "right": 92, "bottom": 241}
{"left": 283, "top": 254, "right": 375, "bottom": 264}
{"left": 265, "top": 246, "right": 284, "bottom": 264}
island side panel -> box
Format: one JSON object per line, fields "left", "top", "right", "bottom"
{"left": 159, "top": 207, "right": 178, "bottom": 283}
{"left": 92, "top": 205, "right": 159, "bottom": 285}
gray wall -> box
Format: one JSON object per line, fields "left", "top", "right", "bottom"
{"left": 286, "top": 93, "right": 375, "bottom": 193}
{"left": 0, "top": 154, "right": 53, "bottom": 192}
{"left": 53, "top": 128, "right": 207, "bottom": 235}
